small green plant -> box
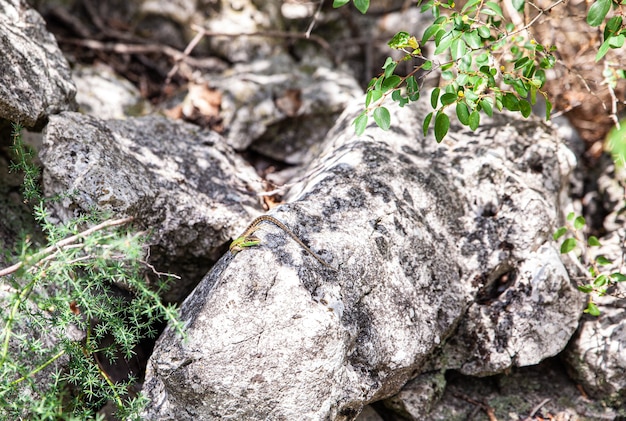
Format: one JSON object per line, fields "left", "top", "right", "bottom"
{"left": 605, "top": 120, "right": 626, "bottom": 166}
{"left": 0, "top": 123, "right": 183, "bottom": 420}
{"left": 553, "top": 212, "right": 626, "bottom": 316}
{"left": 335, "top": 0, "right": 626, "bottom": 141}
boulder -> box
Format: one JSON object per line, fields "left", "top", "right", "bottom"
{"left": 40, "top": 113, "right": 264, "bottom": 301}
{"left": 213, "top": 53, "right": 363, "bottom": 161}
{"left": 0, "top": 0, "right": 76, "bottom": 129}
{"left": 142, "top": 96, "right": 584, "bottom": 419}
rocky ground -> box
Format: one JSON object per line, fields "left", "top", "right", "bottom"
{"left": 1, "top": 0, "right": 625, "bottom": 419}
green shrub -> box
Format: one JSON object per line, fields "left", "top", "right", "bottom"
{"left": 0, "top": 123, "right": 183, "bottom": 420}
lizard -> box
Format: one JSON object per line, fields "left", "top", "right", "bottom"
{"left": 229, "top": 215, "right": 337, "bottom": 271}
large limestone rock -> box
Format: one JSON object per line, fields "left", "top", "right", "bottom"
{"left": 40, "top": 113, "right": 264, "bottom": 301}
{"left": 142, "top": 97, "right": 584, "bottom": 419}
{"left": 0, "top": 0, "right": 76, "bottom": 129}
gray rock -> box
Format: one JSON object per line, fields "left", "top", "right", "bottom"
{"left": 426, "top": 360, "right": 620, "bottom": 420}
{"left": 40, "top": 113, "right": 264, "bottom": 301}
{"left": 73, "top": 64, "right": 151, "bottom": 119}
{"left": 563, "top": 232, "right": 626, "bottom": 405}
{"left": 382, "top": 371, "right": 446, "bottom": 418}
{"left": 199, "top": 0, "right": 284, "bottom": 63}
{"left": 562, "top": 156, "right": 626, "bottom": 407}
{"left": 0, "top": 0, "right": 76, "bottom": 129}
{"left": 565, "top": 289, "right": 626, "bottom": 406}
{"left": 142, "top": 96, "right": 583, "bottom": 419}
{"left": 213, "top": 53, "right": 362, "bottom": 160}
{"left": 354, "top": 405, "right": 384, "bottom": 421}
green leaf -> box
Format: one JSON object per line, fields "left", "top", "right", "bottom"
{"left": 596, "top": 38, "right": 611, "bottom": 62}
{"left": 373, "top": 107, "right": 391, "bottom": 130}
{"left": 479, "top": 98, "right": 493, "bottom": 116}
{"left": 422, "top": 60, "right": 433, "bottom": 70}
{"left": 434, "top": 31, "right": 455, "bottom": 55}
{"left": 588, "top": 236, "right": 601, "bottom": 246}
{"left": 514, "top": 56, "right": 531, "bottom": 70}
{"left": 584, "top": 302, "right": 601, "bottom": 316}
{"left": 519, "top": 99, "right": 532, "bottom": 118}
{"left": 578, "top": 285, "right": 594, "bottom": 293}
{"left": 495, "top": 93, "right": 503, "bottom": 111}
{"left": 477, "top": 26, "right": 491, "bottom": 38}
{"left": 606, "top": 123, "right": 626, "bottom": 166}
{"left": 485, "top": 1, "right": 504, "bottom": 16}
{"left": 567, "top": 212, "right": 575, "bottom": 221}
{"left": 587, "top": 0, "right": 610, "bottom": 27}
{"left": 462, "top": 0, "right": 482, "bottom": 12}
{"left": 431, "top": 88, "right": 441, "bottom": 108}
{"left": 354, "top": 113, "right": 368, "bottom": 135}
{"left": 560, "top": 238, "right": 577, "bottom": 254}
{"left": 610, "top": 272, "right": 626, "bottom": 282}
{"left": 464, "top": 88, "right": 479, "bottom": 101}
{"left": 423, "top": 112, "right": 434, "bottom": 136}
{"left": 442, "top": 70, "right": 455, "bottom": 80}
{"left": 545, "top": 100, "right": 552, "bottom": 120}
{"left": 540, "top": 55, "right": 557, "bottom": 69}
{"left": 383, "top": 57, "right": 396, "bottom": 77}
{"left": 574, "top": 215, "right": 586, "bottom": 230}
{"left": 468, "top": 110, "right": 480, "bottom": 130}
{"left": 392, "top": 90, "right": 408, "bottom": 107}
{"left": 441, "top": 92, "right": 458, "bottom": 105}
{"left": 512, "top": 0, "right": 525, "bottom": 11}
{"left": 606, "top": 16, "right": 623, "bottom": 34}
{"left": 388, "top": 32, "right": 411, "bottom": 49}
{"left": 354, "top": 0, "right": 370, "bottom": 14}
{"left": 382, "top": 75, "right": 402, "bottom": 92}
{"left": 609, "top": 34, "right": 626, "bottom": 48}
{"left": 502, "top": 93, "right": 520, "bottom": 111}
{"left": 407, "top": 75, "right": 418, "bottom": 92}
{"left": 365, "top": 89, "right": 383, "bottom": 107}
{"left": 434, "top": 112, "right": 450, "bottom": 142}
{"left": 456, "top": 102, "right": 470, "bottom": 125}
{"left": 422, "top": 24, "right": 442, "bottom": 44}
{"left": 596, "top": 256, "right": 612, "bottom": 266}
{"left": 594, "top": 274, "right": 608, "bottom": 286}
{"left": 511, "top": 78, "right": 529, "bottom": 97}
{"left": 463, "top": 30, "right": 482, "bottom": 49}
{"left": 553, "top": 227, "right": 567, "bottom": 240}
{"left": 451, "top": 38, "right": 467, "bottom": 60}
{"left": 333, "top": 0, "right": 350, "bottom": 7}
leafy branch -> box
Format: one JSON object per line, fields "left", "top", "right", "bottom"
{"left": 335, "top": 0, "right": 625, "bottom": 141}
{"left": 554, "top": 212, "right": 626, "bottom": 316}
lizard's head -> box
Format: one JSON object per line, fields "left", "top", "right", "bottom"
{"left": 229, "top": 235, "right": 261, "bottom": 254}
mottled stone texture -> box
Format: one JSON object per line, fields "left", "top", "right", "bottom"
{"left": 0, "top": 0, "right": 76, "bottom": 129}
{"left": 142, "top": 97, "right": 584, "bottom": 419}
{"left": 40, "top": 113, "right": 264, "bottom": 301}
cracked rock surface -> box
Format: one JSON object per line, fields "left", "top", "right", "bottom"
{"left": 142, "top": 96, "right": 584, "bottom": 419}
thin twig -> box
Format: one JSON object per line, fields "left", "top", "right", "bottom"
{"left": 453, "top": 392, "right": 498, "bottom": 421}
{"left": 188, "top": 24, "right": 337, "bottom": 65}
{"left": 305, "top": 0, "right": 325, "bottom": 38}
{"left": 59, "top": 38, "right": 227, "bottom": 70}
{"left": 0, "top": 217, "right": 134, "bottom": 277}
{"left": 605, "top": 62, "right": 622, "bottom": 130}
{"left": 525, "top": 398, "right": 551, "bottom": 420}
{"left": 164, "top": 28, "right": 207, "bottom": 86}
{"left": 506, "top": 0, "right": 567, "bottom": 38}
